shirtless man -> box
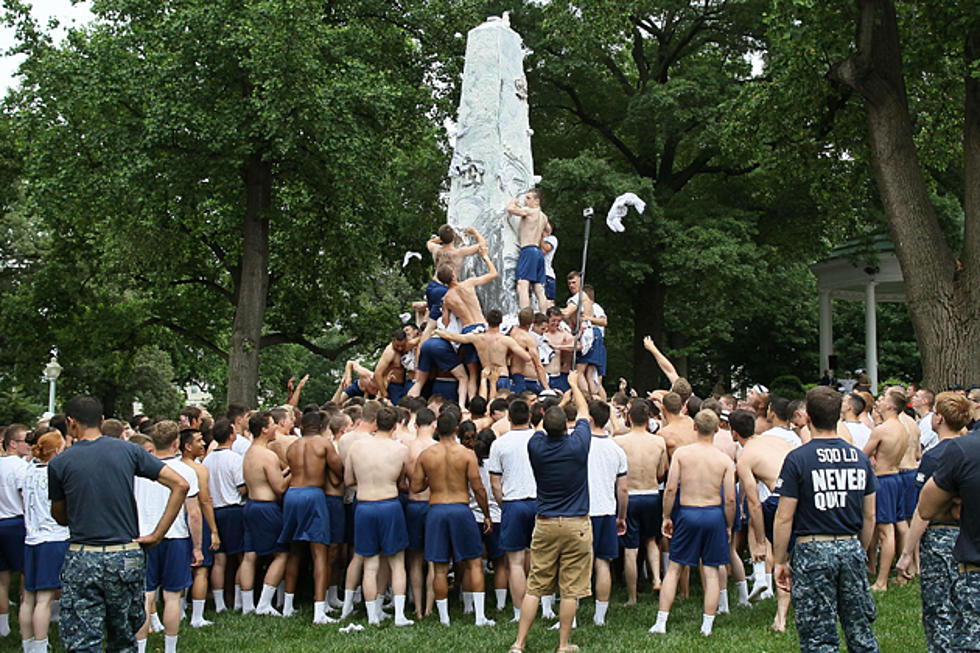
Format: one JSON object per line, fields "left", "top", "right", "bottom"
{"left": 614, "top": 401, "right": 668, "bottom": 603}
{"left": 508, "top": 307, "right": 550, "bottom": 394}
{"left": 268, "top": 406, "right": 298, "bottom": 467}
{"left": 893, "top": 386, "right": 921, "bottom": 579}
{"left": 440, "top": 249, "right": 499, "bottom": 402}
{"left": 436, "top": 309, "right": 532, "bottom": 395}
{"left": 651, "top": 410, "right": 736, "bottom": 637}
{"left": 411, "top": 412, "right": 495, "bottom": 626}
{"left": 323, "top": 413, "right": 350, "bottom": 610}
{"left": 506, "top": 189, "right": 549, "bottom": 310}
{"left": 335, "top": 360, "right": 380, "bottom": 404}
{"left": 732, "top": 410, "right": 795, "bottom": 631}
{"left": 374, "top": 328, "right": 420, "bottom": 405}
{"left": 404, "top": 408, "right": 438, "bottom": 619}
{"left": 344, "top": 406, "right": 414, "bottom": 626}
{"left": 864, "top": 389, "right": 910, "bottom": 591}
{"left": 279, "top": 411, "right": 343, "bottom": 624}
{"left": 420, "top": 225, "right": 486, "bottom": 321}
{"left": 178, "top": 429, "right": 222, "bottom": 629}
{"left": 659, "top": 392, "right": 696, "bottom": 459}
{"left": 543, "top": 307, "right": 574, "bottom": 393}
{"left": 239, "top": 411, "right": 291, "bottom": 616}
{"left": 561, "top": 270, "right": 602, "bottom": 397}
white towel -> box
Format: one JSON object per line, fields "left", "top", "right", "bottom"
{"left": 402, "top": 251, "right": 422, "bottom": 267}
{"left": 606, "top": 192, "right": 646, "bottom": 233}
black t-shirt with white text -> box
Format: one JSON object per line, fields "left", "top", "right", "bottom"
{"left": 931, "top": 433, "right": 980, "bottom": 565}
{"left": 775, "top": 437, "right": 877, "bottom": 537}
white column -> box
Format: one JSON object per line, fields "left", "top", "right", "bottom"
{"left": 818, "top": 289, "right": 833, "bottom": 375}
{"left": 865, "top": 281, "right": 878, "bottom": 395}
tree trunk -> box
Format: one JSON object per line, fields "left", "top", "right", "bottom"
{"left": 227, "top": 154, "right": 272, "bottom": 408}
{"left": 830, "top": 0, "right": 980, "bottom": 390}
{"left": 631, "top": 272, "right": 667, "bottom": 393}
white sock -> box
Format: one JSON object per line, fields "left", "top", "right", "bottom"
{"left": 701, "top": 613, "right": 715, "bottom": 636}
{"left": 257, "top": 584, "right": 277, "bottom": 611}
{"left": 495, "top": 588, "right": 507, "bottom": 610}
{"left": 328, "top": 585, "right": 342, "bottom": 607}
{"left": 736, "top": 580, "right": 749, "bottom": 603}
{"left": 462, "top": 591, "right": 474, "bottom": 613}
{"left": 513, "top": 606, "right": 521, "bottom": 621}
{"left": 137, "top": 639, "right": 147, "bottom": 653}
{"left": 234, "top": 584, "right": 243, "bottom": 610}
{"left": 436, "top": 598, "right": 450, "bottom": 625}
{"left": 313, "top": 600, "right": 332, "bottom": 623}
{"left": 473, "top": 592, "right": 491, "bottom": 624}
{"left": 752, "top": 561, "right": 766, "bottom": 583}
{"left": 651, "top": 610, "right": 669, "bottom": 634}
{"left": 21, "top": 638, "right": 34, "bottom": 653}
{"left": 34, "top": 638, "right": 47, "bottom": 653}
{"left": 192, "top": 599, "right": 206, "bottom": 623}
{"left": 283, "top": 593, "right": 295, "bottom": 614}
{"left": 718, "top": 589, "right": 729, "bottom": 613}
{"left": 366, "top": 599, "right": 380, "bottom": 625}
{"left": 165, "top": 634, "right": 178, "bottom": 653}
{"left": 374, "top": 596, "right": 385, "bottom": 617}
{"left": 213, "top": 589, "right": 227, "bottom": 612}
{"left": 342, "top": 589, "right": 355, "bottom": 616}
{"left": 241, "top": 589, "right": 255, "bottom": 614}
{"left": 393, "top": 594, "right": 412, "bottom": 625}
{"left": 594, "top": 600, "right": 609, "bottom": 625}
{"left": 765, "top": 573, "right": 773, "bottom": 588}
{"left": 541, "top": 593, "right": 555, "bottom": 616}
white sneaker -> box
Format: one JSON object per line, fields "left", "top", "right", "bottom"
{"left": 190, "top": 618, "right": 214, "bottom": 628}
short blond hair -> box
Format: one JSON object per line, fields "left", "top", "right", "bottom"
{"left": 935, "top": 391, "right": 972, "bottom": 431}
{"left": 694, "top": 409, "right": 719, "bottom": 435}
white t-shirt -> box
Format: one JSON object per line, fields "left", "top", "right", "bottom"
{"left": 134, "top": 456, "right": 199, "bottom": 539}
{"left": 0, "top": 455, "right": 27, "bottom": 518}
{"left": 918, "top": 413, "right": 938, "bottom": 452}
{"left": 487, "top": 428, "right": 537, "bottom": 501}
{"left": 543, "top": 235, "right": 558, "bottom": 279}
{"left": 844, "top": 421, "right": 872, "bottom": 451}
{"left": 203, "top": 448, "right": 246, "bottom": 508}
{"left": 761, "top": 425, "right": 801, "bottom": 449}
{"left": 232, "top": 434, "right": 252, "bottom": 456}
{"left": 470, "top": 463, "right": 502, "bottom": 523}
{"left": 588, "top": 435, "right": 628, "bottom": 516}
{"left": 21, "top": 461, "right": 70, "bottom": 545}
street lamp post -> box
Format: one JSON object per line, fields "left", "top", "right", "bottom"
{"left": 43, "top": 356, "right": 63, "bottom": 415}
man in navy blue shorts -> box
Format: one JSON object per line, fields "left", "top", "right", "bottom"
{"left": 506, "top": 190, "right": 549, "bottom": 311}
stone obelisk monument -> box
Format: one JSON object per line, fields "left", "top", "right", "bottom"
{"left": 447, "top": 15, "right": 537, "bottom": 318}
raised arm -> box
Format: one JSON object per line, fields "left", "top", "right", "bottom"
{"left": 457, "top": 227, "right": 486, "bottom": 257}
{"left": 471, "top": 247, "right": 498, "bottom": 286}
{"left": 568, "top": 370, "right": 588, "bottom": 420}
{"left": 506, "top": 197, "right": 531, "bottom": 217}
{"left": 286, "top": 374, "right": 309, "bottom": 407}
{"left": 643, "top": 336, "right": 679, "bottom": 385}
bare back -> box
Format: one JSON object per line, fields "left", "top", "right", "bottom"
{"left": 346, "top": 436, "right": 408, "bottom": 501}
{"left": 406, "top": 435, "right": 437, "bottom": 501}
{"left": 661, "top": 416, "right": 696, "bottom": 459}
{"left": 443, "top": 284, "right": 484, "bottom": 326}
{"left": 509, "top": 328, "right": 539, "bottom": 377}
{"left": 671, "top": 441, "right": 735, "bottom": 507}
{"left": 614, "top": 431, "right": 667, "bottom": 492}
{"left": 287, "top": 435, "right": 329, "bottom": 488}
{"left": 898, "top": 412, "right": 921, "bottom": 469}
{"left": 739, "top": 435, "right": 794, "bottom": 493}
{"left": 418, "top": 440, "right": 481, "bottom": 504}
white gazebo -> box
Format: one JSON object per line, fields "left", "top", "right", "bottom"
{"left": 810, "top": 234, "right": 906, "bottom": 395}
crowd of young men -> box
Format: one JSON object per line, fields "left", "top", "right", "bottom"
{"left": 0, "top": 204, "right": 979, "bottom": 651}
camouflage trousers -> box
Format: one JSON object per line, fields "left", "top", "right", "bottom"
{"left": 59, "top": 548, "right": 146, "bottom": 653}
{"left": 790, "top": 538, "right": 879, "bottom": 653}
{"left": 919, "top": 526, "right": 958, "bottom": 653}
{"left": 950, "top": 568, "right": 980, "bottom": 651}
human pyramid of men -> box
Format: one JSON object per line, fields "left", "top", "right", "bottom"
{"left": 0, "top": 190, "right": 978, "bottom": 653}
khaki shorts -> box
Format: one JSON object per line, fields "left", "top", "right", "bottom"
{"left": 526, "top": 516, "right": 593, "bottom": 599}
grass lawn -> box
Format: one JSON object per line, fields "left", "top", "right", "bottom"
{"left": 1, "top": 574, "right": 926, "bottom": 652}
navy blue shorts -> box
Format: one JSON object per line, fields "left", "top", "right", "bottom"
{"left": 591, "top": 515, "right": 619, "bottom": 560}
{"left": 670, "top": 505, "right": 730, "bottom": 567}
{"left": 578, "top": 328, "right": 605, "bottom": 372}
{"left": 430, "top": 378, "right": 459, "bottom": 404}
{"left": 0, "top": 516, "right": 25, "bottom": 572}
{"left": 545, "top": 276, "right": 556, "bottom": 300}
{"left": 279, "top": 487, "right": 331, "bottom": 545}
{"left": 500, "top": 499, "right": 536, "bottom": 552}
{"left": 548, "top": 373, "right": 570, "bottom": 393}
{"left": 344, "top": 500, "right": 357, "bottom": 544}
{"left": 405, "top": 500, "right": 429, "bottom": 551}
{"left": 524, "top": 380, "right": 544, "bottom": 395}
{"left": 426, "top": 280, "right": 449, "bottom": 320}
{"left": 24, "top": 540, "right": 69, "bottom": 591}
{"left": 354, "top": 498, "right": 409, "bottom": 557}
{"left": 388, "top": 380, "right": 414, "bottom": 406}
{"left": 762, "top": 495, "right": 795, "bottom": 554}
{"left": 214, "top": 504, "right": 245, "bottom": 555}
{"left": 325, "top": 495, "right": 346, "bottom": 545}
{"left": 511, "top": 373, "right": 526, "bottom": 394}
{"left": 343, "top": 379, "right": 364, "bottom": 399}
{"left": 497, "top": 376, "right": 513, "bottom": 391}
{"left": 516, "top": 245, "right": 545, "bottom": 284}
{"left": 876, "top": 473, "right": 902, "bottom": 524}
{"left": 145, "top": 538, "right": 192, "bottom": 592}
{"left": 243, "top": 499, "right": 288, "bottom": 556}
{"left": 418, "top": 337, "right": 461, "bottom": 374}
{"left": 899, "top": 469, "right": 918, "bottom": 521}
{"left": 482, "top": 522, "right": 503, "bottom": 560}
{"left": 424, "top": 503, "right": 483, "bottom": 563}
{"left": 460, "top": 323, "right": 487, "bottom": 365}
{"left": 620, "top": 493, "right": 662, "bottom": 549}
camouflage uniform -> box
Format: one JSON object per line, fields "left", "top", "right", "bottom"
{"left": 790, "top": 538, "right": 879, "bottom": 653}
{"left": 950, "top": 569, "right": 980, "bottom": 652}
{"left": 59, "top": 548, "right": 146, "bottom": 653}
{"left": 919, "top": 526, "right": 958, "bottom": 653}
